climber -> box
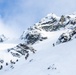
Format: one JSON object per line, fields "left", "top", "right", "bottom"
{"left": 53, "top": 43, "right": 55, "bottom": 47}
{"left": 0, "top": 65, "right": 3, "bottom": 70}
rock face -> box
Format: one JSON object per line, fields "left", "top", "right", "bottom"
{"left": 21, "top": 30, "right": 47, "bottom": 44}
{"left": 7, "top": 43, "right": 36, "bottom": 57}
{"left": 56, "top": 27, "right": 76, "bottom": 44}
{"left": 0, "top": 43, "right": 36, "bottom": 70}
{"left": 20, "top": 13, "right": 76, "bottom": 45}
{"left": 0, "top": 34, "right": 7, "bottom": 42}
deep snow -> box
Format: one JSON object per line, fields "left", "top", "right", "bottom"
{"left": 0, "top": 30, "right": 76, "bottom": 75}
{"left": 0, "top": 13, "right": 76, "bottom": 75}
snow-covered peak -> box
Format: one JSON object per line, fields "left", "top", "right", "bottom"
{"left": 39, "top": 13, "right": 60, "bottom": 24}
{"left": 20, "top": 13, "right": 76, "bottom": 45}
{"left": 1, "top": 13, "right": 76, "bottom": 75}
{"left": 46, "top": 13, "right": 60, "bottom": 19}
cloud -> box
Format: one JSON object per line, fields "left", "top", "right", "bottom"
{"left": 0, "top": 18, "right": 16, "bottom": 38}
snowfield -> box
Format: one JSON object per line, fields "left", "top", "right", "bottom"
{"left": 0, "top": 44, "right": 17, "bottom": 51}
{"left": 0, "top": 30, "right": 76, "bottom": 75}
{"left": 0, "top": 13, "right": 76, "bottom": 75}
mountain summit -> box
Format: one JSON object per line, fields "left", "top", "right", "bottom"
{"left": 0, "top": 13, "right": 76, "bottom": 75}
{"left": 21, "top": 13, "right": 76, "bottom": 44}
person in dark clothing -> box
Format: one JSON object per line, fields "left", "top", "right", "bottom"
{"left": 6, "top": 63, "right": 8, "bottom": 66}
{"left": 53, "top": 43, "right": 55, "bottom": 47}
{"left": 0, "top": 65, "right": 3, "bottom": 70}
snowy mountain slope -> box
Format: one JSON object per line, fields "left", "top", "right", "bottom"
{"left": 0, "top": 41, "right": 36, "bottom": 72}
{"left": 1, "top": 30, "right": 76, "bottom": 75}
{"left": 20, "top": 13, "right": 76, "bottom": 45}
{"left": 0, "top": 13, "right": 76, "bottom": 75}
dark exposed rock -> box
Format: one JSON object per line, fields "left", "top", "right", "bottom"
{"left": 0, "top": 65, "right": 3, "bottom": 70}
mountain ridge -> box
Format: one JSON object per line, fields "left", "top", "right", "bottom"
{"left": 0, "top": 13, "right": 76, "bottom": 75}
{"left": 21, "top": 13, "right": 76, "bottom": 45}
